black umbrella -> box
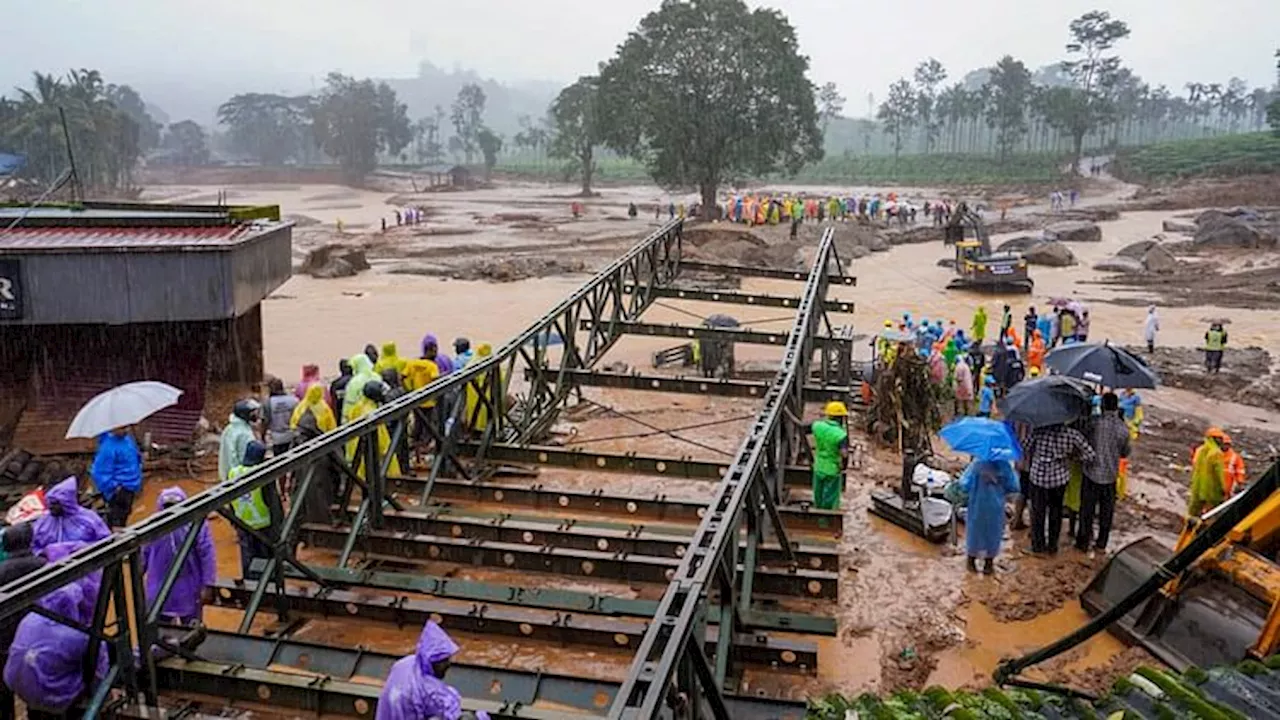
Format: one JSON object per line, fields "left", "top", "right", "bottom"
{"left": 998, "top": 375, "right": 1094, "bottom": 428}
{"left": 1043, "top": 342, "right": 1159, "bottom": 389}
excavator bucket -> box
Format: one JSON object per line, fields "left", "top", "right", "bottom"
{"left": 1082, "top": 536, "right": 1268, "bottom": 671}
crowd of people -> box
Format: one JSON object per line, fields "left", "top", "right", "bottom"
{"left": 650, "top": 192, "right": 980, "bottom": 232}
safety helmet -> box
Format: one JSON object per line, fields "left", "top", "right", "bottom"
{"left": 884, "top": 319, "right": 893, "bottom": 328}
{"left": 1029, "top": 366, "right": 1041, "bottom": 377}
{"left": 1206, "top": 427, "right": 1228, "bottom": 441}
{"left": 824, "top": 401, "right": 849, "bottom": 418}
{"left": 232, "top": 399, "right": 261, "bottom": 423}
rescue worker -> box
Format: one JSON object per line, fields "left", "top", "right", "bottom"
{"left": 374, "top": 341, "right": 407, "bottom": 377}
{"left": 228, "top": 441, "right": 282, "bottom": 579}
{"left": 141, "top": 487, "right": 217, "bottom": 625}
{"left": 1026, "top": 330, "right": 1046, "bottom": 374}
{"left": 1119, "top": 388, "right": 1144, "bottom": 440}
{"left": 799, "top": 402, "right": 849, "bottom": 511}
{"left": 344, "top": 381, "right": 401, "bottom": 480}
{"left": 89, "top": 426, "right": 142, "bottom": 528}
{"left": 31, "top": 478, "right": 110, "bottom": 553}
{"left": 1221, "top": 434, "right": 1247, "bottom": 496}
{"left": 1204, "top": 322, "right": 1227, "bottom": 374}
{"left": 377, "top": 621, "right": 490, "bottom": 720}
{"left": 1188, "top": 428, "right": 1228, "bottom": 517}
{"left": 218, "top": 399, "right": 260, "bottom": 483}
{"left": 971, "top": 306, "right": 988, "bottom": 347}
{"left": 977, "top": 376, "right": 997, "bottom": 418}
{"left": 343, "top": 354, "right": 379, "bottom": 423}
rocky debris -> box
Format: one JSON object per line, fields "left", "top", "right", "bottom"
{"left": 1141, "top": 245, "right": 1179, "bottom": 274}
{"left": 300, "top": 244, "right": 370, "bottom": 279}
{"left": 868, "top": 234, "right": 890, "bottom": 252}
{"left": 1118, "top": 239, "right": 1159, "bottom": 259}
{"left": 1124, "top": 345, "right": 1279, "bottom": 412}
{"left": 847, "top": 245, "right": 871, "bottom": 259}
{"left": 456, "top": 256, "right": 587, "bottom": 283}
{"left": 994, "top": 235, "right": 1041, "bottom": 252}
{"left": 1194, "top": 208, "right": 1277, "bottom": 249}
{"left": 1093, "top": 256, "right": 1145, "bottom": 273}
{"left": 1163, "top": 219, "right": 1196, "bottom": 234}
{"left": 1021, "top": 240, "right": 1077, "bottom": 267}
{"left": 1044, "top": 220, "right": 1102, "bottom": 243}
{"left": 936, "top": 258, "right": 955, "bottom": 268}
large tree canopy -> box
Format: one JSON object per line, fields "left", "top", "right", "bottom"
{"left": 216, "top": 92, "right": 313, "bottom": 165}
{"left": 311, "top": 72, "right": 412, "bottom": 181}
{"left": 548, "top": 75, "right": 603, "bottom": 195}
{"left": 597, "top": 0, "right": 822, "bottom": 216}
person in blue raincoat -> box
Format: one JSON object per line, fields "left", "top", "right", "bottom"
{"left": 90, "top": 427, "right": 142, "bottom": 528}
{"left": 377, "top": 621, "right": 490, "bottom": 720}
{"left": 961, "top": 459, "right": 1020, "bottom": 574}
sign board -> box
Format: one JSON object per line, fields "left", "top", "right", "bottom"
{"left": 0, "top": 259, "right": 23, "bottom": 319}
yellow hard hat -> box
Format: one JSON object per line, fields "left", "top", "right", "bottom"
{"left": 825, "top": 401, "right": 849, "bottom": 417}
{"left": 884, "top": 319, "right": 893, "bottom": 328}
{"left": 1029, "top": 366, "right": 1041, "bottom": 377}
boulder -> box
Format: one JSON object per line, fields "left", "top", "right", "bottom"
{"left": 936, "top": 258, "right": 955, "bottom": 268}
{"left": 1162, "top": 219, "right": 1196, "bottom": 234}
{"left": 1194, "top": 216, "right": 1276, "bottom": 249}
{"left": 301, "top": 244, "right": 369, "bottom": 278}
{"left": 1022, "top": 240, "right": 1077, "bottom": 267}
{"left": 847, "top": 245, "right": 871, "bottom": 259}
{"left": 868, "top": 235, "right": 890, "bottom": 252}
{"left": 1044, "top": 221, "right": 1102, "bottom": 243}
{"left": 1093, "top": 256, "right": 1144, "bottom": 273}
{"left": 1117, "top": 239, "right": 1159, "bottom": 259}
{"left": 1141, "top": 245, "right": 1178, "bottom": 274}
{"left": 995, "top": 236, "right": 1042, "bottom": 253}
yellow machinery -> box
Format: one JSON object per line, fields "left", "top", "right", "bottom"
{"left": 1082, "top": 467, "right": 1280, "bottom": 671}
{"left": 944, "top": 209, "right": 1033, "bottom": 294}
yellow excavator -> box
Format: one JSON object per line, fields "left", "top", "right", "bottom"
{"left": 1081, "top": 460, "right": 1280, "bottom": 671}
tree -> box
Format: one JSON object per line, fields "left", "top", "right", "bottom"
{"left": 476, "top": 127, "right": 503, "bottom": 179}
{"left": 913, "top": 58, "right": 947, "bottom": 152}
{"left": 450, "top": 84, "right": 486, "bottom": 164}
{"left": 164, "top": 120, "right": 209, "bottom": 165}
{"left": 311, "top": 72, "right": 412, "bottom": 181}
{"left": 877, "top": 79, "right": 916, "bottom": 160}
{"left": 984, "top": 56, "right": 1033, "bottom": 162}
{"left": 549, "top": 76, "right": 604, "bottom": 195}
{"left": 1268, "top": 49, "right": 1280, "bottom": 134}
{"left": 597, "top": 0, "right": 822, "bottom": 218}
{"left": 1053, "top": 10, "right": 1131, "bottom": 173}
{"left": 817, "top": 81, "right": 846, "bottom": 132}
{"left": 216, "top": 93, "right": 312, "bottom": 165}
{"left": 106, "top": 83, "right": 161, "bottom": 151}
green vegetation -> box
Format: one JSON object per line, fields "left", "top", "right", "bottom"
{"left": 1113, "top": 132, "right": 1280, "bottom": 181}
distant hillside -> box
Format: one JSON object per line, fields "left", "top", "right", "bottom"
{"left": 382, "top": 61, "right": 559, "bottom": 137}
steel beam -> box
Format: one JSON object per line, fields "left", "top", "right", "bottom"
{"left": 209, "top": 579, "right": 816, "bottom": 671}
{"left": 391, "top": 473, "right": 842, "bottom": 531}
{"left": 627, "top": 285, "right": 853, "bottom": 314}
{"left": 279, "top": 564, "right": 838, "bottom": 636}
{"left": 678, "top": 260, "right": 856, "bottom": 285}
{"left": 579, "top": 319, "right": 855, "bottom": 351}
{"left": 533, "top": 367, "right": 856, "bottom": 403}
{"left": 154, "top": 630, "right": 809, "bottom": 719}
{"left": 320, "top": 508, "right": 839, "bottom": 571}
{"left": 298, "top": 527, "right": 837, "bottom": 599}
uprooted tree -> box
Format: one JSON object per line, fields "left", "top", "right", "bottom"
{"left": 596, "top": 0, "right": 823, "bottom": 219}
{"left": 867, "top": 343, "right": 943, "bottom": 453}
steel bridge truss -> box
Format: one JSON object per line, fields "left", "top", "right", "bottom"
{"left": 0, "top": 220, "right": 852, "bottom": 719}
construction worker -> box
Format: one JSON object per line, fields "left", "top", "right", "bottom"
{"left": 1222, "top": 434, "right": 1247, "bottom": 496}
{"left": 1188, "top": 428, "right": 1228, "bottom": 517}
{"left": 1204, "top": 322, "right": 1227, "bottom": 374}
{"left": 228, "top": 441, "right": 283, "bottom": 579}
{"left": 799, "top": 402, "right": 849, "bottom": 511}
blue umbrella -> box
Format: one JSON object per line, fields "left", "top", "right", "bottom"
{"left": 939, "top": 417, "right": 1022, "bottom": 462}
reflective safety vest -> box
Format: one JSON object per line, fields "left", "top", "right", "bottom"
{"left": 227, "top": 465, "right": 272, "bottom": 530}
{"left": 1206, "top": 329, "right": 1225, "bottom": 351}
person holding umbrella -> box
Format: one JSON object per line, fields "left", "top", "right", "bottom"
{"left": 89, "top": 427, "right": 142, "bottom": 528}
{"left": 939, "top": 418, "right": 1022, "bottom": 574}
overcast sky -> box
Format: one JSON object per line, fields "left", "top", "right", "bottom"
{"left": 5, "top": 0, "right": 1278, "bottom": 115}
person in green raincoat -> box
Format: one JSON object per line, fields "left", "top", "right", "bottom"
{"left": 342, "top": 353, "right": 378, "bottom": 423}
{"left": 1188, "top": 428, "right": 1228, "bottom": 516}
{"left": 971, "top": 306, "right": 988, "bottom": 346}
{"left": 795, "top": 402, "right": 849, "bottom": 511}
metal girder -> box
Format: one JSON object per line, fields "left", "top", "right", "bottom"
{"left": 299, "top": 526, "right": 837, "bottom": 599}
{"left": 279, "top": 564, "right": 838, "bottom": 636}
{"left": 626, "top": 284, "right": 854, "bottom": 314}
{"left": 209, "top": 579, "right": 817, "bottom": 671}
{"left": 154, "top": 629, "right": 809, "bottom": 719}
{"left": 533, "top": 367, "right": 856, "bottom": 403}
{"left": 578, "top": 319, "right": 855, "bottom": 352}
{"left": 390, "top": 473, "right": 842, "bottom": 532}
{"left": 318, "top": 507, "right": 839, "bottom": 571}
{"left": 610, "top": 228, "right": 847, "bottom": 718}
{"left": 678, "top": 259, "right": 856, "bottom": 285}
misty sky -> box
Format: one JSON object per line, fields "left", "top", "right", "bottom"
{"left": 5, "top": 0, "right": 1278, "bottom": 117}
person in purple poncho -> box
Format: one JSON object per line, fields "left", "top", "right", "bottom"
{"left": 377, "top": 621, "right": 489, "bottom": 720}
{"left": 421, "top": 334, "right": 454, "bottom": 375}
{"left": 142, "top": 487, "right": 217, "bottom": 625}
{"left": 31, "top": 478, "right": 110, "bottom": 553}
{"left": 3, "top": 583, "right": 108, "bottom": 717}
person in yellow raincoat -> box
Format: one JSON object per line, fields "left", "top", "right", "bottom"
{"left": 290, "top": 384, "right": 337, "bottom": 434}
{"left": 374, "top": 341, "right": 406, "bottom": 377}
{"left": 1188, "top": 428, "right": 1227, "bottom": 516}
{"left": 465, "top": 343, "right": 506, "bottom": 433}
{"left": 344, "top": 381, "right": 401, "bottom": 479}
{"left": 971, "top": 306, "right": 988, "bottom": 346}
{"left": 342, "top": 354, "right": 378, "bottom": 423}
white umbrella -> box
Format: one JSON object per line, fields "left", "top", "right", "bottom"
{"left": 65, "top": 381, "right": 184, "bottom": 439}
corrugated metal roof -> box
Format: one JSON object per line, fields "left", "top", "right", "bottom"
{"left": 0, "top": 207, "right": 227, "bottom": 220}
{"left": 0, "top": 224, "right": 260, "bottom": 252}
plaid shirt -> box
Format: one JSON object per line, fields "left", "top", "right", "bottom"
{"left": 1086, "top": 414, "right": 1132, "bottom": 484}
{"left": 1028, "top": 425, "right": 1096, "bottom": 488}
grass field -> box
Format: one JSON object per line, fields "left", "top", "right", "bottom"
{"left": 495, "top": 151, "right": 1066, "bottom": 188}
{"left": 1113, "top": 132, "right": 1280, "bottom": 182}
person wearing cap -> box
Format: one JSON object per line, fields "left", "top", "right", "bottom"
{"left": 1221, "top": 434, "right": 1247, "bottom": 496}
{"left": 377, "top": 621, "right": 490, "bottom": 720}
{"left": 793, "top": 402, "right": 849, "bottom": 511}
{"left": 453, "top": 338, "right": 474, "bottom": 369}
{"left": 1188, "top": 428, "right": 1228, "bottom": 516}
